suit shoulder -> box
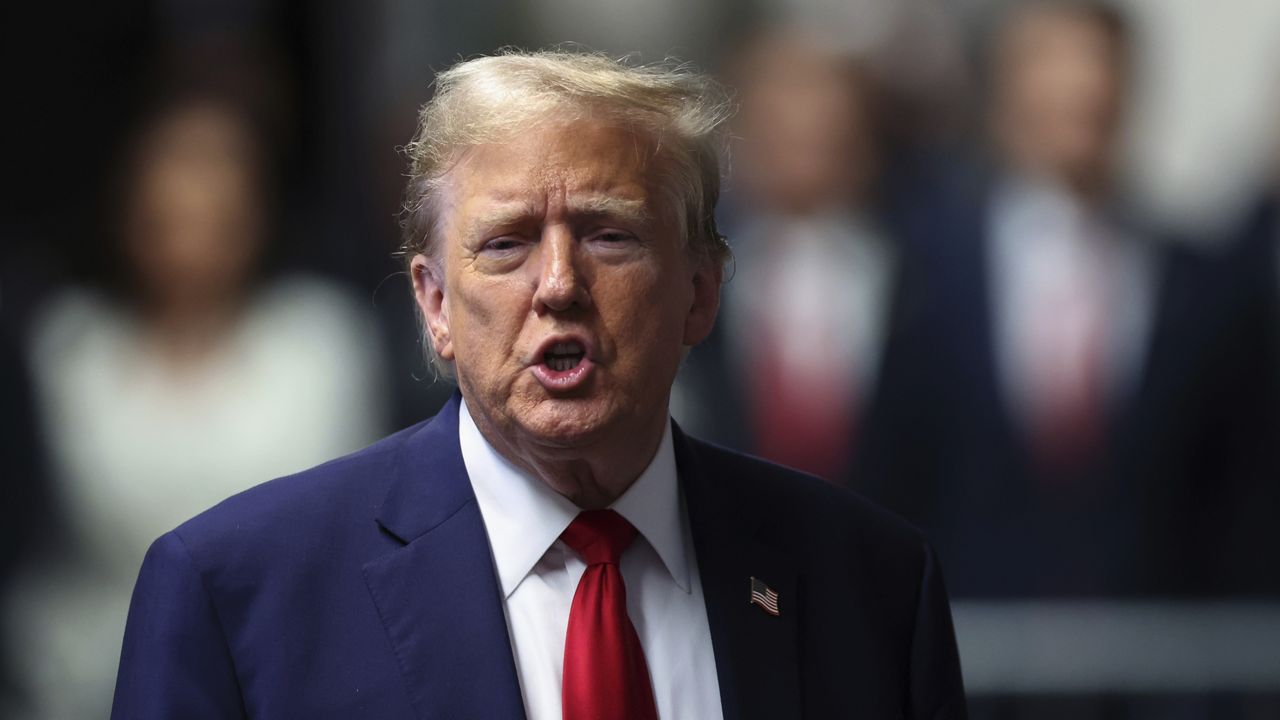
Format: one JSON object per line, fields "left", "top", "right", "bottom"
{"left": 686, "top": 437, "right": 930, "bottom": 558}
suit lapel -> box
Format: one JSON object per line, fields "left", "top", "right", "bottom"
{"left": 676, "top": 424, "right": 803, "bottom": 720}
{"left": 363, "top": 394, "right": 526, "bottom": 720}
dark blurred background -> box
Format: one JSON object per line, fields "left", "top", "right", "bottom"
{"left": 2, "top": 0, "right": 1278, "bottom": 717}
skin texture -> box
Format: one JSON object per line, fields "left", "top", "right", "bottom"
{"left": 411, "top": 119, "right": 722, "bottom": 508}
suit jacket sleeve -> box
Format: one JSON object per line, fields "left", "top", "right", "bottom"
{"left": 111, "top": 531, "right": 247, "bottom": 719}
{"left": 908, "top": 544, "right": 968, "bottom": 720}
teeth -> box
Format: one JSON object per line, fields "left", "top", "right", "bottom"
{"left": 549, "top": 357, "right": 577, "bottom": 372}
{"left": 542, "top": 340, "right": 586, "bottom": 373}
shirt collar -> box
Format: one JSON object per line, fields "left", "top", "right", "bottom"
{"left": 459, "top": 398, "right": 691, "bottom": 599}
{"left": 610, "top": 416, "right": 690, "bottom": 594}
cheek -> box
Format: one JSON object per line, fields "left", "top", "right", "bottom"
{"left": 449, "top": 277, "right": 530, "bottom": 361}
{"left": 599, "top": 263, "right": 690, "bottom": 349}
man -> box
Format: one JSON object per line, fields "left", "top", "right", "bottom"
{"left": 875, "top": 0, "right": 1228, "bottom": 598}
{"left": 677, "top": 31, "right": 928, "bottom": 489}
{"left": 111, "top": 51, "right": 966, "bottom": 719}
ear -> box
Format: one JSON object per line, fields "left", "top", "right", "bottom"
{"left": 681, "top": 261, "right": 722, "bottom": 346}
{"left": 410, "top": 254, "right": 454, "bottom": 361}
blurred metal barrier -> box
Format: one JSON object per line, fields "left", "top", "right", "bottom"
{"left": 953, "top": 602, "right": 1280, "bottom": 693}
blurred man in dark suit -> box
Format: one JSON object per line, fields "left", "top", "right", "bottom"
{"left": 677, "top": 32, "right": 932, "bottom": 490}
{"left": 876, "top": 0, "right": 1255, "bottom": 597}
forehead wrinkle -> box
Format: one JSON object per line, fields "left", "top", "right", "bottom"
{"left": 464, "top": 199, "right": 544, "bottom": 238}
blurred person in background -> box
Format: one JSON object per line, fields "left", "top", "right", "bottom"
{"left": 3, "top": 65, "right": 389, "bottom": 718}
{"left": 678, "top": 30, "right": 931, "bottom": 487}
{"left": 875, "top": 0, "right": 1249, "bottom": 597}
{"left": 1204, "top": 125, "right": 1280, "bottom": 595}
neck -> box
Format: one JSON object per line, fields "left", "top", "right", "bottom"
{"left": 1002, "top": 149, "right": 1112, "bottom": 208}
{"left": 465, "top": 400, "right": 669, "bottom": 510}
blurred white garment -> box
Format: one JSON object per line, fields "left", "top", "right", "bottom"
{"left": 988, "top": 177, "right": 1156, "bottom": 448}
{"left": 728, "top": 212, "right": 896, "bottom": 414}
{"left": 721, "top": 212, "right": 896, "bottom": 478}
{"left": 6, "top": 275, "right": 387, "bottom": 720}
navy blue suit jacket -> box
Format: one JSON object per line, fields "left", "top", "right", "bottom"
{"left": 111, "top": 394, "right": 966, "bottom": 719}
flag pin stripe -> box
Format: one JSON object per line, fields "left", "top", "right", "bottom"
{"left": 749, "top": 576, "right": 780, "bottom": 616}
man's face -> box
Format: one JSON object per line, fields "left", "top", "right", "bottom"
{"left": 995, "top": 9, "right": 1127, "bottom": 190}
{"left": 412, "top": 119, "right": 720, "bottom": 452}
{"left": 735, "top": 44, "right": 873, "bottom": 215}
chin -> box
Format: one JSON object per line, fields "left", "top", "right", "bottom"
{"left": 515, "top": 395, "right": 617, "bottom": 449}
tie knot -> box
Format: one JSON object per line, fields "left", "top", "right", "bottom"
{"left": 561, "top": 510, "right": 637, "bottom": 565}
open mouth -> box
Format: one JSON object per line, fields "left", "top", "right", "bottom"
{"left": 543, "top": 341, "right": 586, "bottom": 372}
{"left": 531, "top": 337, "right": 595, "bottom": 391}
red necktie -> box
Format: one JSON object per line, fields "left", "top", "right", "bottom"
{"left": 560, "top": 510, "right": 658, "bottom": 720}
{"left": 1027, "top": 225, "right": 1107, "bottom": 473}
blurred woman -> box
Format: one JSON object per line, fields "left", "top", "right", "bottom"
{"left": 5, "top": 74, "right": 388, "bottom": 718}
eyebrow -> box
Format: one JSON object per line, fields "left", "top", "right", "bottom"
{"left": 465, "top": 203, "right": 541, "bottom": 239}
{"left": 569, "top": 195, "right": 653, "bottom": 224}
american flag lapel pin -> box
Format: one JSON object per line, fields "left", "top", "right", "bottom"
{"left": 749, "top": 576, "right": 780, "bottom": 616}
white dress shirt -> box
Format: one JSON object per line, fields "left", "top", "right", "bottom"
{"left": 726, "top": 211, "right": 896, "bottom": 402}
{"left": 988, "top": 177, "right": 1157, "bottom": 430}
{"left": 459, "top": 400, "right": 724, "bottom": 720}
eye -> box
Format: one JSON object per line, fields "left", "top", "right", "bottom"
{"left": 589, "top": 230, "right": 636, "bottom": 246}
{"left": 480, "top": 236, "right": 526, "bottom": 254}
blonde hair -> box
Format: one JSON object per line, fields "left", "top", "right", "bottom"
{"left": 398, "top": 49, "right": 734, "bottom": 273}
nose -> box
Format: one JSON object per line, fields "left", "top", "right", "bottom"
{"left": 532, "top": 227, "right": 591, "bottom": 314}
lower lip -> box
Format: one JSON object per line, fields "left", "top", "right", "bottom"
{"left": 530, "top": 356, "right": 595, "bottom": 391}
